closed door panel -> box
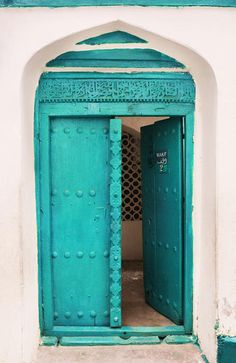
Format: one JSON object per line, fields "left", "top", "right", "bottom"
{"left": 39, "top": 116, "right": 122, "bottom": 330}
{"left": 51, "top": 117, "right": 110, "bottom": 327}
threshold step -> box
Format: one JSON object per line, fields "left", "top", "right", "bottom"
{"left": 163, "top": 335, "right": 197, "bottom": 344}
{"left": 59, "top": 336, "right": 161, "bottom": 346}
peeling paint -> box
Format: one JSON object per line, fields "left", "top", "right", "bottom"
{"left": 224, "top": 299, "right": 236, "bottom": 317}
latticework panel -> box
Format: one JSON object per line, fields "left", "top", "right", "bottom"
{"left": 122, "top": 131, "right": 142, "bottom": 221}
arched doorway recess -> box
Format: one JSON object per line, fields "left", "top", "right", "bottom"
{"left": 35, "top": 29, "right": 195, "bottom": 345}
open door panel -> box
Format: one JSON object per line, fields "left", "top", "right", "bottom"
{"left": 141, "top": 117, "right": 183, "bottom": 325}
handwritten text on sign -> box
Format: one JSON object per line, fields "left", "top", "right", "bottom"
{"left": 156, "top": 151, "right": 168, "bottom": 173}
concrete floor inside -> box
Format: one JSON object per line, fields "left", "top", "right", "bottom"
{"left": 122, "top": 260, "right": 175, "bottom": 326}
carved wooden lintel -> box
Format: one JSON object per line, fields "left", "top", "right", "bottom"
{"left": 39, "top": 78, "right": 195, "bottom": 104}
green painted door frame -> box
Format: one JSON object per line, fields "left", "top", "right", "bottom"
{"left": 35, "top": 71, "right": 194, "bottom": 339}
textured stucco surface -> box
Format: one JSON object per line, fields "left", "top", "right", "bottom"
{"left": 0, "top": 6, "right": 236, "bottom": 363}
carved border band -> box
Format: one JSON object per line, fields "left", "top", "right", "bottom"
{"left": 39, "top": 78, "right": 195, "bottom": 104}
{"left": 109, "top": 118, "right": 122, "bottom": 327}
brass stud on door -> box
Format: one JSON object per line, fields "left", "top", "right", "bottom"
{"left": 89, "top": 190, "right": 96, "bottom": 197}
{"left": 76, "top": 190, "right": 83, "bottom": 198}
{"left": 77, "top": 251, "right": 84, "bottom": 259}
{"left": 90, "top": 311, "right": 97, "bottom": 318}
{"left": 103, "top": 250, "right": 109, "bottom": 258}
{"left": 77, "top": 311, "right": 84, "bottom": 318}
{"left": 89, "top": 251, "right": 96, "bottom": 259}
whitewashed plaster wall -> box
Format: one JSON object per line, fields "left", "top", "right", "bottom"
{"left": 0, "top": 7, "right": 236, "bottom": 363}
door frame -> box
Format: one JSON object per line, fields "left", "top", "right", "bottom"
{"left": 35, "top": 71, "right": 194, "bottom": 340}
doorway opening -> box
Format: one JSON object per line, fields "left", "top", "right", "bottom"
{"left": 120, "top": 116, "right": 179, "bottom": 327}
{"left": 36, "top": 71, "right": 194, "bottom": 340}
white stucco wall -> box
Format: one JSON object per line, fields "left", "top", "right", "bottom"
{"left": 0, "top": 6, "right": 236, "bottom": 363}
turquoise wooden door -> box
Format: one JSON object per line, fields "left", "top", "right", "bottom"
{"left": 141, "top": 117, "right": 183, "bottom": 325}
{"left": 39, "top": 116, "right": 122, "bottom": 331}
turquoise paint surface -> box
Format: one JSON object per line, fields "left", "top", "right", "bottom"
{"left": 218, "top": 336, "right": 236, "bottom": 363}
{"left": 41, "top": 71, "right": 193, "bottom": 80}
{"left": 46, "top": 49, "right": 185, "bottom": 69}
{"left": 182, "top": 112, "right": 194, "bottom": 334}
{"left": 109, "top": 118, "right": 122, "bottom": 327}
{"left": 77, "top": 31, "right": 147, "bottom": 45}
{"left": 1, "top": 0, "right": 236, "bottom": 7}
{"left": 40, "top": 115, "right": 119, "bottom": 329}
{"left": 141, "top": 117, "right": 183, "bottom": 325}
{"left": 40, "top": 336, "right": 58, "bottom": 346}
{"left": 43, "top": 325, "right": 185, "bottom": 337}
{"left": 35, "top": 71, "right": 194, "bottom": 337}
{"left": 59, "top": 335, "right": 161, "bottom": 345}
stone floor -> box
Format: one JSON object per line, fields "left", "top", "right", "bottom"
{"left": 122, "top": 260, "right": 174, "bottom": 326}
{"left": 35, "top": 261, "right": 203, "bottom": 363}
{"left": 35, "top": 345, "right": 204, "bottom": 363}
